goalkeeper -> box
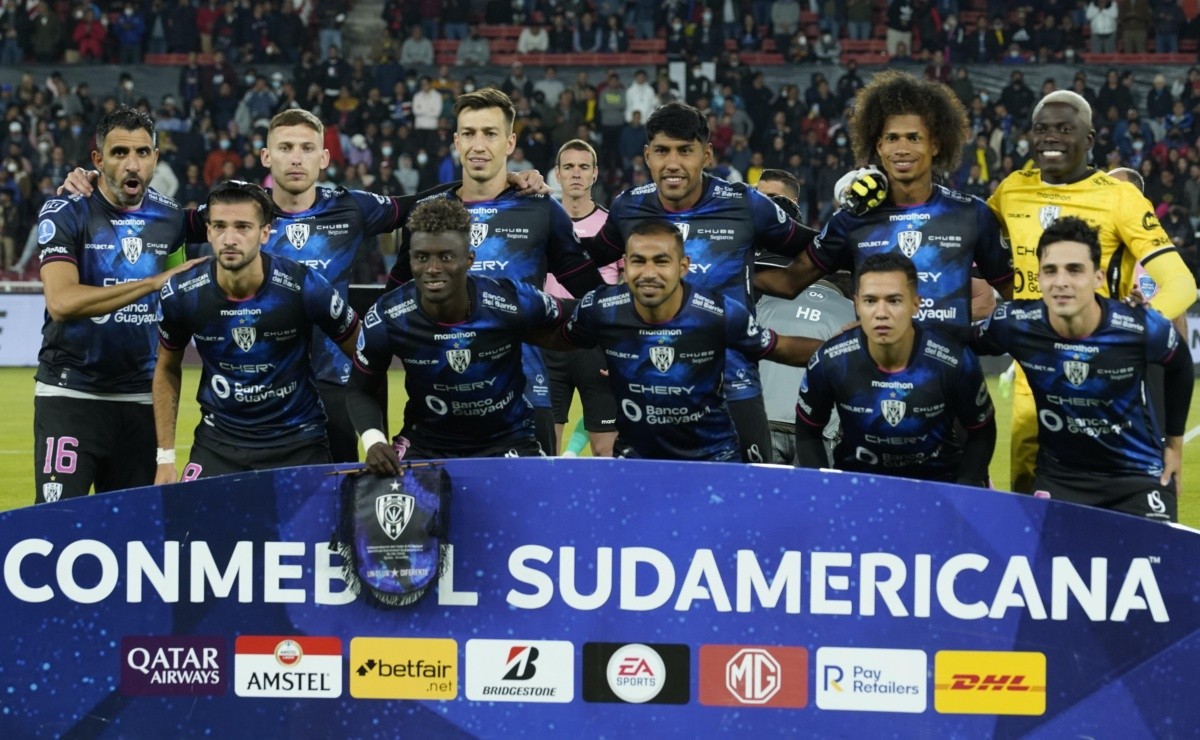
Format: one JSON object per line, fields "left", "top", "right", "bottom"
{"left": 754, "top": 70, "right": 1013, "bottom": 343}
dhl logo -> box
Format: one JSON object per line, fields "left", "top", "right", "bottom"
{"left": 935, "top": 651, "right": 1046, "bottom": 716}
{"left": 945, "top": 673, "right": 1034, "bottom": 692}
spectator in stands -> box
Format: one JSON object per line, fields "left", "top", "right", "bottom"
{"left": 1000, "top": 71, "right": 1035, "bottom": 121}
{"left": 814, "top": 32, "right": 840, "bottom": 64}
{"left": 772, "top": 0, "right": 801, "bottom": 57}
{"left": 1148, "top": 74, "right": 1174, "bottom": 122}
{"left": 1059, "top": 16, "right": 1084, "bottom": 60}
{"left": 318, "top": 2, "right": 348, "bottom": 59}
{"left": 1032, "top": 14, "right": 1064, "bottom": 61}
{"left": 203, "top": 131, "right": 242, "bottom": 185}
{"left": 602, "top": 14, "right": 630, "bottom": 53}
{"left": 0, "top": 1, "right": 21, "bottom": 67}
{"left": 625, "top": 69, "right": 656, "bottom": 123}
{"left": 267, "top": 2, "right": 305, "bottom": 63}
{"left": 665, "top": 16, "right": 687, "bottom": 59}
{"left": 888, "top": 41, "right": 917, "bottom": 65}
{"left": 914, "top": 0, "right": 945, "bottom": 55}
{"left": 630, "top": 0, "right": 658, "bottom": 40}
{"left": 886, "top": 0, "right": 915, "bottom": 56}
{"left": 925, "top": 49, "right": 951, "bottom": 83}
{"left": 790, "top": 31, "right": 816, "bottom": 63}
{"left": 535, "top": 66, "right": 566, "bottom": 107}
{"left": 574, "top": 11, "right": 603, "bottom": 53}
{"left": 519, "top": 19, "right": 550, "bottom": 54}
{"left": 502, "top": 61, "right": 535, "bottom": 100}
{"left": 1097, "top": 69, "right": 1134, "bottom": 118}
{"left": 618, "top": 109, "right": 645, "bottom": 173}
{"left": 690, "top": 8, "right": 724, "bottom": 61}
{"left": 401, "top": 25, "right": 434, "bottom": 67}
{"left": 1119, "top": 0, "right": 1151, "bottom": 53}
{"left": 442, "top": 0, "right": 470, "bottom": 40}
{"left": 72, "top": 8, "right": 107, "bottom": 62}
{"left": 1167, "top": 100, "right": 1193, "bottom": 138}
{"left": 963, "top": 19, "right": 998, "bottom": 63}
{"left": 736, "top": 13, "right": 762, "bottom": 51}
{"left": 1086, "top": 0, "right": 1119, "bottom": 53}
{"left": 29, "top": 2, "right": 61, "bottom": 63}
{"left": 846, "top": 0, "right": 873, "bottom": 41}
{"left": 449, "top": 25, "right": 484, "bottom": 65}
{"left": 1154, "top": 0, "right": 1184, "bottom": 53}
{"left": 549, "top": 12, "right": 573, "bottom": 53}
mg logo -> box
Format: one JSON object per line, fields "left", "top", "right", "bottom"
{"left": 725, "top": 649, "right": 781, "bottom": 705}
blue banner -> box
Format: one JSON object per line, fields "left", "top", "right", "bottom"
{"left": 1, "top": 460, "right": 1197, "bottom": 738}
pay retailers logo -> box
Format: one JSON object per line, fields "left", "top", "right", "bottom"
{"left": 465, "top": 639, "right": 574, "bottom": 702}
{"left": 816, "top": 647, "right": 927, "bottom": 713}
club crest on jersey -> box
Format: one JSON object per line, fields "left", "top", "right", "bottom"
{"left": 121, "top": 236, "right": 143, "bottom": 263}
{"left": 232, "top": 326, "right": 256, "bottom": 352}
{"left": 41, "top": 481, "right": 62, "bottom": 502}
{"left": 446, "top": 348, "right": 471, "bottom": 373}
{"left": 650, "top": 345, "right": 674, "bottom": 372}
{"left": 673, "top": 222, "right": 690, "bottom": 241}
{"left": 1063, "top": 360, "right": 1089, "bottom": 387}
{"left": 470, "top": 222, "right": 489, "bottom": 248}
{"left": 1039, "top": 206, "right": 1061, "bottom": 230}
{"left": 286, "top": 223, "right": 310, "bottom": 249}
{"left": 376, "top": 492, "right": 414, "bottom": 541}
{"left": 897, "top": 230, "right": 921, "bottom": 258}
{"left": 881, "top": 399, "right": 905, "bottom": 426}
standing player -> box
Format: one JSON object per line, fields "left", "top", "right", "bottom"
{"left": 154, "top": 181, "right": 360, "bottom": 481}
{"left": 542, "top": 139, "right": 619, "bottom": 457}
{"left": 753, "top": 170, "right": 856, "bottom": 465}
{"left": 975, "top": 218, "right": 1191, "bottom": 521}
{"left": 387, "top": 89, "right": 604, "bottom": 456}
{"left": 59, "top": 109, "right": 547, "bottom": 465}
{"left": 754, "top": 71, "right": 1014, "bottom": 342}
{"left": 796, "top": 253, "right": 996, "bottom": 486}
{"left": 987, "top": 91, "right": 1196, "bottom": 492}
{"left": 34, "top": 107, "right": 205, "bottom": 503}
{"left": 583, "top": 102, "right": 818, "bottom": 463}
{"left": 349, "top": 199, "right": 567, "bottom": 473}
{"left": 555, "top": 220, "right": 821, "bottom": 462}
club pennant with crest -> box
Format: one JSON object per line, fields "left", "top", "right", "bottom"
{"left": 376, "top": 493, "right": 414, "bottom": 541}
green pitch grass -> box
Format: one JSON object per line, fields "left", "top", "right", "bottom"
{"left": 1, "top": 369, "right": 1197, "bottom": 527}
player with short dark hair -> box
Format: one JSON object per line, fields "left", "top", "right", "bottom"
{"left": 351, "top": 198, "right": 568, "bottom": 473}
{"left": 758, "top": 70, "right": 1013, "bottom": 343}
{"left": 556, "top": 219, "right": 820, "bottom": 461}
{"left": 974, "top": 217, "right": 1192, "bottom": 521}
{"left": 796, "top": 252, "right": 997, "bottom": 485}
{"left": 583, "top": 101, "right": 819, "bottom": 464}
{"left": 153, "top": 180, "right": 360, "bottom": 480}
{"left": 33, "top": 106, "right": 206, "bottom": 503}
{"left": 387, "top": 89, "right": 604, "bottom": 458}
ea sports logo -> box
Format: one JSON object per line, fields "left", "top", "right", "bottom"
{"left": 605, "top": 644, "right": 666, "bottom": 703}
{"left": 725, "top": 648, "right": 781, "bottom": 704}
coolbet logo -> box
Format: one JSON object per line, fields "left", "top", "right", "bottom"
{"left": 582, "top": 642, "right": 689, "bottom": 704}
{"left": 698, "top": 645, "right": 807, "bottom": 708}
{"left": 350, "top": 637, "right": 457, "bottom": 700}
{"left": 934, "top": 650, "right": 1046, "bottom": 716}
{"left": 233, "top": 636, "right": 341, "bottom": 698}
{"left": 464, "top": 639, "right": 574, "bottom": 702}
{"left": 815, "top": 647, "right": 927, "bottom": 713}
{"left": 119, "top": 636, "right": 227, "bottom": 696}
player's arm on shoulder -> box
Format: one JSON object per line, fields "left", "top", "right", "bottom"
{"left": 1141, "top": 247, "right": 1197, "bottom": 318}
{"left": 507, "top": 168, "right": 549, "bottom": 195}
{"left": 152, "top": 343, "right": 186, "bottom": 485}
{"left": 580, "top": 216, "right": 625, "bottom": 266}
{"left": 753, "top": 250, "right": 827, "bottom": 299}
{"left": 953, "top": 351, "right": 997, "bottom": 488}
{"left": 766, "top": 333, "right": 822, "bottom": 365}
{"left": 41, "top": 255, "right": 208, "bottom": 322}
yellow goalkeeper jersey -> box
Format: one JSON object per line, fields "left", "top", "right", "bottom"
{"left": 986, "top": 168, "right": 1174, "bottom": 300}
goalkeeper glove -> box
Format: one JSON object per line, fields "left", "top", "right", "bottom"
{"left": 834, "top": 166, "right": 889, "bottom": 216}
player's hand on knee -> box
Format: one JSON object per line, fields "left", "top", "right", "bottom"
{"left": 508, "top": 169, "right": 551, "bottom": 196}
{"left": 365, "top": 441, "right": 400, "bottom": 476}
{"left": 835, "top": 166, "right": 888, "bottom": 216}
{"left": 57, "top": 168, "right": 98, "bottom": 197}
{"left": 154, "top": 463, "right": 178, "bottom": 486}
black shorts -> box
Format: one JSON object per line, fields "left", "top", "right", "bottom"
{"left": 316, "top": 380, "right": 358, "bottom": 464}
{"left": 613, "top": 437, "right": 740, "bottom": 462}
{"left": 182, "top": 435, "right": 331, "bottom": 480}
{"left": 403, "top": 434, "right": 546, "bottom": 460}
{"left": 543, "top": 346, "right": 618, "bottom": 432}
{"left": 1033, "top": 468, "right": 1177, "bottom": 523}
{"left": 729, "top": 396, "right": 774, "bottom": 464}
{"left": 34, "top": 395, "right": 156, "bottom": 503}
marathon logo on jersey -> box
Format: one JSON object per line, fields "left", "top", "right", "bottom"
{"left": 286, "top": 223, "right": 310, "bottom": 249}
{"left": 465, "top": 639, "right": 574, "bottom": 702}
{"left": 41, "top": 481, "right": 62, "bottom": 502}
{"left": 672, "top": 222, "right": 690, "bottom": 241}
{"left": 470, "top": 222, "right": 488, "bottom": 248}
{"left": 376, "top": 493, "right": 414, "bottom": 541}
{"left": 37, "top": 220, "right": 56, "bottom": 244}
{"left": 881, "top": 399, "right": 906, "bottom": 426}
{"left": 234, "top": 636, "right": 342, "bottom": 698}
{"left": 233, "top": 326, "right": 256, "bottom": 352}
{"left": 446, "top": 348, "right": 471, "bottom": 373}
{"left": 650, "top": 345, "right": 674, "bottom": 372}
{"left": 1038, "top": 206, "right": 1061, "bottom": 230}
{"left": 582, "top": 642, "right": 689, "bottom": 704}
{"left": 897, "top": 230, "right": 921, "bottom": 258}
{"left": 120, "top": 636, "right": 226, "bottom": 696}
{"left": 1062, "top": 360, "right": 1089, "bottom": 387}
{"left": 934, "top": 650, "right": 1045, "bottom": 715}
{"left": 121, "top": 236, "right": 143, "bottom": 264}
{"left": 698, "top": 645, "right": 808, "bottom": 708}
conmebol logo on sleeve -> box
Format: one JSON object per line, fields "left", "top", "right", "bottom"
{"left": 233, "top": 635, "right": 342, "bottom": 698}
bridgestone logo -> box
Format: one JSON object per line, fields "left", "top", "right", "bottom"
{"left": 481, "top": 686, "right": 557, "bottom": 696}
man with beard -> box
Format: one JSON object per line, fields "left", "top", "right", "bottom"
{"left": 154, "top": 181, "right": 359, "bottom": 481}
{"left": 34, "top": 107, "right": 205, "bottom": 503}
